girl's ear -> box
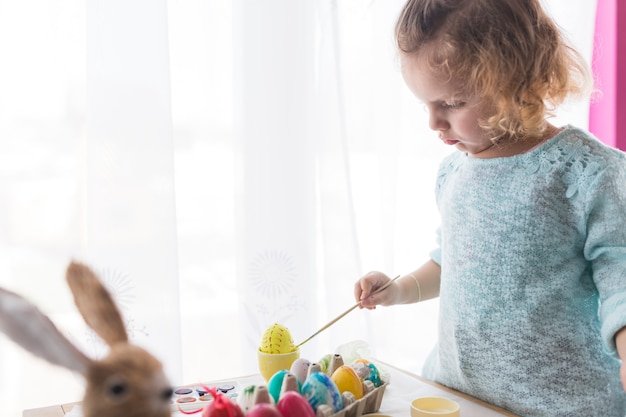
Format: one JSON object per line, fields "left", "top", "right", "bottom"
{"left": 0, "top": 287, "right": 91, "bottom": 375}
{"left": 66, "top": 261, "right": 129, "bottom": 347}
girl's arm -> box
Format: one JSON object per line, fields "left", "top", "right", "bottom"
{"left": 616, "top": 327, "right": 626, "bottom": 391}
{"left": 394, "top": 259, "right": 441, "bottom": 304}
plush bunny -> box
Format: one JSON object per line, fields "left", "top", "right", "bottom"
{"left": 0, "top": 261, "right": 173, "bottom": 417}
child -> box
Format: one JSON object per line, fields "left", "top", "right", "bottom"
{"left": 353, "top": 0, "right": 626, "bottom": 416}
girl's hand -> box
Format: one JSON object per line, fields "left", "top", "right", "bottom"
{"left": 354, "top": 271, "right": 398, "bottom": 309}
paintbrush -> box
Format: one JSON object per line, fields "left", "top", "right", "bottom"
{"left": 295, "top": 274, "right": 401, "bottom": 348}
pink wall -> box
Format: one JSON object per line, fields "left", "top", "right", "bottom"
{"left": 589, "top": 0, "right": 626, "bottom": 150}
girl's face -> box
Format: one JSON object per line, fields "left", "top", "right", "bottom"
{"left": 400, "top": 53, "right": 500, "bottom": 158}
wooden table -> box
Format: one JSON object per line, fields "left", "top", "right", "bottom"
{"left": 23, "top": 362, "right": 519, "bottom": 417}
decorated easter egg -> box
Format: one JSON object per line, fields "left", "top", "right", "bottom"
{"left": 365, "top": 362, "right": 383, "bottom": 387}
{"left": 290, "top": 357, "right": 311, "bottom": 384}
{"left": 331, "top": 365, "right": 364, "bottom": 399}
{"left": 246, "top": 403, "right": 282, "bottom": 417}
{"left": 276, "top": 390, "right": 315, "bottom": 417}
{"left": 301, "top": 372, "right": 343, "bottom": 413}
{"left": 260, "top": 323, "right": 296, "bottom": 354}
{"left": 318, "top": 353, "right": 332, "bottom": 373}
{"left": 267, "top": 370, "right": 301, "bottom": 403}
{"left": 267, "top": 370, "right": 288, "bottom": 403}
{"left": 236, "top": 384, "right": 257, "bottom": 413}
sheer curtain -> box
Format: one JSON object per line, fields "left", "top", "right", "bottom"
{"left": 0, "top": 0, "right": 182, "bottom": 415}
{"left": 0, "top": 1, "right": 596, "bottom": 416}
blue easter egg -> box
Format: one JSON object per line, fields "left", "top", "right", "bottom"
{"left": 301, "top": 372, "right": 343, "bottom": 413}
{"left": 365, "top": 363, "right": 382, "bottom": 387}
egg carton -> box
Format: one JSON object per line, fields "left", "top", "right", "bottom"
{"left": 317, "top": 381, "right": 387, "bottom": 417}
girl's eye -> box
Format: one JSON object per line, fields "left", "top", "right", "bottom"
{"left": 441, "top": 101, "right": 465, "bottom": 110}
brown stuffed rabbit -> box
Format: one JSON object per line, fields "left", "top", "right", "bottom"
{"left": 0, "top": 261, "right": 173, "bottom": 417}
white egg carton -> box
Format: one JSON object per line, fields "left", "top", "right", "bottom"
{"left": 169, "top": 378, "right": 387, "bottom": 417}
{"left": 317, "top": 381, "right": 388, "bottom": 417}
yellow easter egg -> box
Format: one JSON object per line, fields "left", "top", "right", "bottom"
{"left": 331, "top": 365, "right": 364, "bottom": 399}
{"left": 260, "top": 323, "right": 296, "bottom": 354}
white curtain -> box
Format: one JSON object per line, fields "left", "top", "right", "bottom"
{"left": 0, "top": 1, "right": 596, "bottom": 416}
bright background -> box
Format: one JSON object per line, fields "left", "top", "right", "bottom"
{"left": 0, "top": 1, "right": 598, "bottom": 416}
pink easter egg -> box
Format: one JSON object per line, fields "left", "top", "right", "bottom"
{"left": 245, "top": 403, "right": 282, "bottom": 417}
{"left": 276, "top": 391, "right": 315, "bottom": 417}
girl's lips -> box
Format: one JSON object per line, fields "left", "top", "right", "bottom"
{"left": 439, "top": 133, "right": 459, "bottom": 146}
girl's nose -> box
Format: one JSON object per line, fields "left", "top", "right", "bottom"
{"left": 428, "top": 109, "right": 450, "bottom": 132}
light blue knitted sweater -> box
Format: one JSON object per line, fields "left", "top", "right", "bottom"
{"left": 424, "top": 126, "right": 626, "bottom": 416}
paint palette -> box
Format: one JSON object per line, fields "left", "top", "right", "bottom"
{"left": 171, "top": 380, "right": 241, "bottom": 414}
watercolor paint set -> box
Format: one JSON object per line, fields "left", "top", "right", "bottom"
{"left": 171, "top": 380, "right": 241, "bottom": 414}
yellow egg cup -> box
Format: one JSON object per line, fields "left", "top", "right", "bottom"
{"left": 410, "top": 397, "right": 460, "bottom": 417}
{"left": 257, "top": 348, "right": 300, "bottom": 382}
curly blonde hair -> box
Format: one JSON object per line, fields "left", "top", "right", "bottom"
{"left": 395, "top": 0, "right": 592, "bottom": 143}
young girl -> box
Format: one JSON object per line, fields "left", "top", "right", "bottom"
{"left": 353, "top": 0, "right": 626, "bottom": 416}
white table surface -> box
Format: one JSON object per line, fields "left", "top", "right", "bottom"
{"left": 24, "top": 361, "right": 519, "bottom": 417}
{"left": 374, "top": 361, "right": 518, "bottom": 416}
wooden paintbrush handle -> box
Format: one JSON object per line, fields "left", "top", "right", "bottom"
{"left": 295, "top": 274, "right": 400, "bottom": 348}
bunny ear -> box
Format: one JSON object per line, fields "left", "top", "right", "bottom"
{"left": 0, "top": 287, "right": 91, "bottom": 375}
{"left": 66, "top": 261, "right": 128, "bottom": 346}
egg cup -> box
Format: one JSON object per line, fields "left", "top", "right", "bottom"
{"left": 410, "top": 396, "right": 460, "bottom": 417}
{"left": 257, "top": 348, "right": 301, "bottom": 382}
